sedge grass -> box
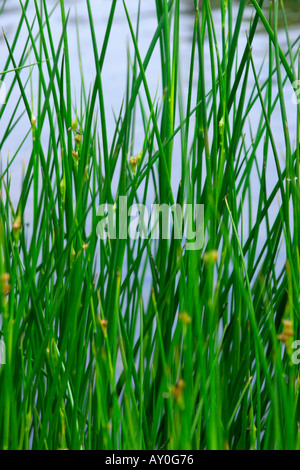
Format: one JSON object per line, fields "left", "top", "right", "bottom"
{"left": 0, "top": 0, "right": 300, "bottom": 450}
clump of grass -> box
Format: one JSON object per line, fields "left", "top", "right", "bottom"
{"left": 0, "top": 0, "right": 300, "bottom": 450}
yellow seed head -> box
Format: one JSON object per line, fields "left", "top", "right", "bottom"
{"left": 71, "top": 119, "right": 78, "bottom": 131}
{"left": 12, "top": 215, "right": 22, "bottom": 240}
{"left": 129, "top": 156, "right": 137, "bottom": 175}
{"left": 99, "top": 318, "right": 108, "bottom": 337}
{"left": 203, "top": 250, "right": 218, "bottom": 265}
{"left": 130, "top": 156, "right": 137, "bottom": 167}
{"left": 12, "top": 215, "right": 21, "bottom": 231}
{"left": 1, "top": 273, "right": 11, "bottom": 296}
{"left": 179, "top": 312, "right": 192, "bottom": 326}
{"left": 171, "top": 379, "right": 185, "bottom": 405}
{"left": 278, "top": 318, "right": 294, "bottom": 346}
{"left": 284, "top": 328, "right": 294, "bottom": 338}
{"left": 2, "top": 282, "right": 11, "bottom": 296}
{"left": 75, "top": 134, "right": 82, "bottom": 146}
{"left": 1, "top": 273, "right": 10, "bottom": 283}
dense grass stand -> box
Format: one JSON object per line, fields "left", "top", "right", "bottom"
{"left": 0, "top": 0, "right": 300, "bottom": 450}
